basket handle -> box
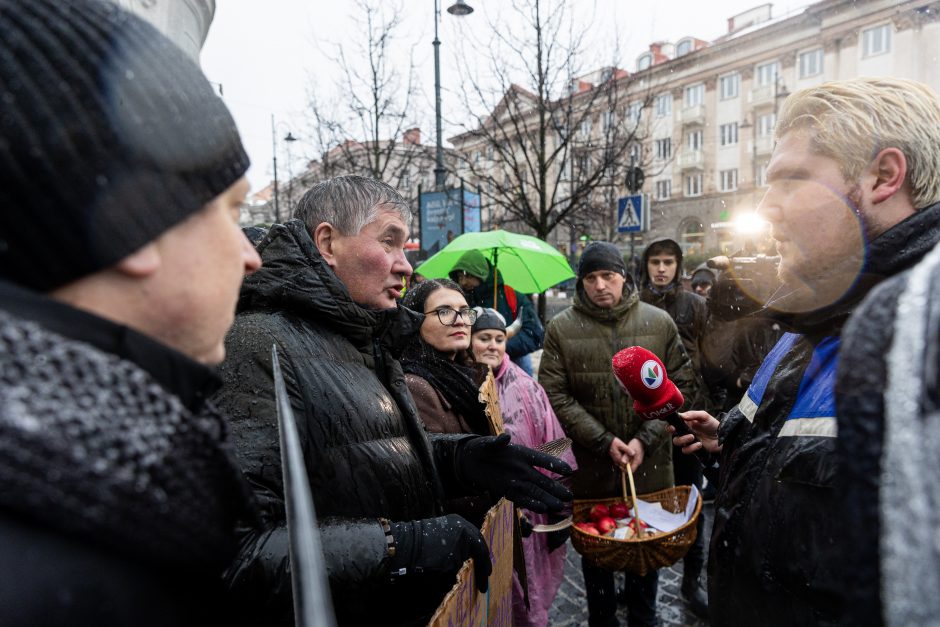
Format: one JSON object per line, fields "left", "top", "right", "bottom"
{"left": 622, "top": 463, "right": 644, "bottom": 531}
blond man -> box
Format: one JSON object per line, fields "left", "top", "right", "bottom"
{"left": 674, "top": 77, "right": 940, "bottom": 625}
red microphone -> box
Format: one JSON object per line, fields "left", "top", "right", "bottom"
{"left": 612, "top": 346, "right": 714, "bottom": 467}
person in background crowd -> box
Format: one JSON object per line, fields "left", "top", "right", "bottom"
{"left": 638, "top": 239, "right": 709, "bottom": 619}
{"left": 540, "top": 241, "right": 697, "bottom": 627}
{"left": 450, "top": 249, "right": 544, "bottom": 376}
{"left": 673, "top": 77, "right": 940, "bottom": 626}
{"left": 214, "top": 175, "right": 573, "bottom": 626}
{"left": 470, "top": 307, "right": 577, "bottom": 627}
{"left": 400, "top": 279, "right": 493, "bottom": 525}
{"left": 689, "top": 266, "right": 715, "bottom": 298}
{"left": 0, "top": 0, "right": 261, "bottom": 623}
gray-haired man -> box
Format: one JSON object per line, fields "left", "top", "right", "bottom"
{"left": 214, "top": 175, "right": 573, "bottom": 626}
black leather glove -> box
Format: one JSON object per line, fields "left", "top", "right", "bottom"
{"left": 545, "top": 514, "right": 570, "bottom": 552}
{"left": 455, "top": 433, "right": 574, "bottom": 514}
{"left": 388, "top": 515, "right": 492, "bottom": 592}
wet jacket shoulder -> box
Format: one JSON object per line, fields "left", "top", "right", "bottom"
{"left": 0, "top": 284, "right": 250, "bottom": 626}
{"left": 836, "top": 216, "right": 940, "bottom": 626}
{"left": 707, "top": 204, "right": 940, "bottom": 626}
{"left": 539, "top": 286, "right": 696, "bottom": 498}
{"left": 214, "top": 221, "right": 462, "bottom": 625}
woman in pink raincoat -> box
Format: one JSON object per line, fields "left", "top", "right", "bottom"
{"left": 470, "top": 308, "right": 577, "bottom": 627}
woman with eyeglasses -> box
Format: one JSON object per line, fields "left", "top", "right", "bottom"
{"left": 400, "top": 279, "right": 493, "bottom": 524}
{"left": 470, "top": 307, "right": 576, "bottom": 627}
{"left": 400, "top": 278, "right": 489, "bottom": 437}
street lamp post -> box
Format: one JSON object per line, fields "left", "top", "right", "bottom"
{"left": 433, "top": 0, "right": 474, "bottom": 190}
{"left": 284, "top": 131, "right": 298, "bottom": 213}
{"left": 271, "top": 116, "right": 298, "bottom": 224}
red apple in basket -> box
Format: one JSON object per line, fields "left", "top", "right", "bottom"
{"left": 609, "top": 502, "right": 630, "bottom": 519}
{"left": 575, "top": 522, "right": 600, "bottom": 536}
{"left": 596, "top": 517, "right": 617, "bottom": 535}
{"left": 627, "top": 518, "right": 650, "bottom": 533}
{"left": 588, "top": 504, "right": 610, "bottom": 522}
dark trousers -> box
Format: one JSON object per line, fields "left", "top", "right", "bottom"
{"left": 582, "top": 558, "right": 658, "bottom": 627}
{"left": 672, "top": 444, "right": 705, "bottom": 584}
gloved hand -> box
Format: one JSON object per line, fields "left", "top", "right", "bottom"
{"left": 389, "top": 515, "right": 492, "bottom": 592}
{"left": 545, "top": 514, "right": 571, "bottom": 552}
{"left": 455, "top": 433, "right": 574, "bottom": 514}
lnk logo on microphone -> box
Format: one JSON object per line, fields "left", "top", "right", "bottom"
{"left": 641, "top": 360, "right": 664, "bottom": 389}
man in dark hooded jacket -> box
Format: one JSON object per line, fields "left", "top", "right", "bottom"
{"left": 674, "top": 77, "right": 940, "bottom": 625}
{"left": 638, "top": 239, "right": 709, "bottom": 618}
{"left": 0, "top": 1, "right": 263, "bottom": 623}
{"left": 215, "top": 175, "right": 573, "bottom": 626}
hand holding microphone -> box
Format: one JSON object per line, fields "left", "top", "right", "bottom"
{"left": 611, "top": 346, "right": 718, "bottom": 467}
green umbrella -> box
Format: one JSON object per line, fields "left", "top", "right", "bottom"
{"left": 415, "top": 230, "right": 575, "bottom": 303}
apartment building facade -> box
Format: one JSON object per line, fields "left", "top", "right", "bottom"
{"left": 453, "top": 0, "right": 940, "bottom": 259}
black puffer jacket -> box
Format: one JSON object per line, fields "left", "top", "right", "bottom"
{"left": 215, "top": 220, "right": 470, "bottom": 626}
{"left": 709, "top": 204, "right": 940, "bottom": 626}
{"left": 835, "top": 211, "right": 940, "bottom": 626}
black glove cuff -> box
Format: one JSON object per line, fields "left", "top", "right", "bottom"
{"left": 388, "top": 521, "right": 417, "bottom": 575}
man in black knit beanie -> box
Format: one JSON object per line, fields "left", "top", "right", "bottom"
{"left": 0, "top": 0, "right": 263, "bottom": 624}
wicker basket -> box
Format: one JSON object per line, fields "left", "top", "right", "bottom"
{"left": 570, "top": 486, "right": 702, "bottom": 575}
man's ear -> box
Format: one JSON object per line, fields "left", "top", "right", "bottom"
{"left": 867, "top": 147, "right": 907, "bottom": 205}
{"left": 114, "top": 242, "right": 161, "bottom": 278}
{"left": 314, "top": 222, "right": 338, "bottom": 267}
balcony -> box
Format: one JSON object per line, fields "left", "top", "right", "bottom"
{"left": 679, "top": 149, "right": 705, "bottom": 170}
{"left": 681, "top": 104, "right": 706, "bottom": 125}
{"left": 754, "top": 134, "right": 774, "bottom": 155}
{"left": 750, "top": 84, "right": 775, "bottom": 107}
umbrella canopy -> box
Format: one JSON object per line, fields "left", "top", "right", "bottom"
{"left": 414, "top": 230, "right": 574, "bottom": 294}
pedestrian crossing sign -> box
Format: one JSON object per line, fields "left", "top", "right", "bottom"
{"left": 617, "top": 194, "right": 647, "bottom": 233}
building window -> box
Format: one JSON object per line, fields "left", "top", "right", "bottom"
{"left": 603, "top": 110, "right": 615, "bottom": 131}
{"left": 863, "top": 24, "right": 891, "bottom": 57}
{"left": 757, "top": 162, "right": 769, "bottom": 187}
{"left": 755, "top": 61, "right": 779, "bottom": 87}
{"left": 637, "top": 53, "right": 652, "bottom": 71}
{"left": 799, "top": 49, "right": 823, "bottom": 78}
{"left": 655, "top": 180, "right": 672, "bottom": 200}
{"left": 628, "top": 102, "right": 642, "bottom": 122}
{"left": 654, "top": 138, "right": 672, "bottom": 160}
{"left": 758, "top": 113, "right": 776, "bottom": 137}
{"left": 684, "top": 83, "right": 705, "bottom": 107}
{"left": 580, "top": 118, "right": 592, "bottom": 137}
{"left": 629, "top": 143, "right": 641, "bottom": 162}
{"left": 655, "top": 94, "right": 672, "bottom": 117}
{"left": 685, "top": 173, "right": 702, "bottom": 197}
{"left": 687, "top": 129, "right": 703, "bottom": 150}
{"left": 676, "top": 39, "right": 693, "bottom": 57}
{"left": 472, "top": 151, "right": 481, "bottom": 164}
{"left": 720, "top": 169, "right": 738, "bottom": 192}
{"left": 719, "top": 122, "right": 739, "bottom": 146}
{"left": 719, "top": 73, "right": 740, "bottom": 100}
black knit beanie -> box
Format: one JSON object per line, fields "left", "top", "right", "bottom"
{"left": 578, "top": 241, "right": 626, "bottom": 279}
{"left": 0, "top": 0, "right": 250, "bottom": 291}
{"left": 471, "top": 307, "right": 507, "bottom": 334}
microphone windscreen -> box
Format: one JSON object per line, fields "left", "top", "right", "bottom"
{"left": 612, "top": 346, "right": 685, "bottom": 420}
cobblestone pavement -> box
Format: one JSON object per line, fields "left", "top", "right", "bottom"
{"left": 547, "top": 503, "right": 714, "bottom": 627}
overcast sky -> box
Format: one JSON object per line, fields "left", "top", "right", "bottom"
{"left": 201, "top": 0, "right": 806, "bottom": 193}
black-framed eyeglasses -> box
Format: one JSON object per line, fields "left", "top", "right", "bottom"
{"left": 425, "top": 307, "right": 478, "bottom": 326}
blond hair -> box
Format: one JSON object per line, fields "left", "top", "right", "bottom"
{"left": 776, "top": 77, "right": 940, "bottom": 208}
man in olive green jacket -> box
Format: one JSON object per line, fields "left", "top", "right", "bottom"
{"left": 540, "top": 241, "right": 696, "bottom": 627}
